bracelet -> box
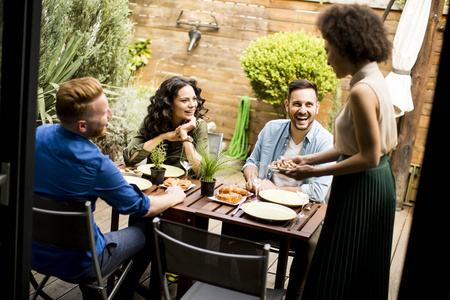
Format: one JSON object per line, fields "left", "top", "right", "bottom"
{"left": 182, "top": 136, "right": 193, "bottom": 143}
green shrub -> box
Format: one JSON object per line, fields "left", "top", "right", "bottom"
{"left": 67, "top": 0, "right": 134, "bottom": 87}
{"left": 37, "top": 0, "right": 136, "bottom": 124}
{"left": 240, "top": 31, "right": 338, "bottom": 107}
{"left": 94, "top": 83, "right": 156, "bottom": 161}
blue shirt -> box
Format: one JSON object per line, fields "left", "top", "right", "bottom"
{"left": 32, "top": 124, "right": 151, "bottom": 279}
{"left": 243, "top": 120, "right": 334, "bottom": 202}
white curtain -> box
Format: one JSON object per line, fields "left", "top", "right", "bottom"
{"left": 385, "top": 0, "right": 431, "bottom": 117}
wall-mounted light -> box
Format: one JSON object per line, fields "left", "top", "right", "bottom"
{"left": 177, "top": 10, "right": 219, "bottom": 52}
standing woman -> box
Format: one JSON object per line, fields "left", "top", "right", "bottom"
{"left": 285, "top": 4, "right": 397, "bottom": 299}
{"left": 123, "top": 76, "right": 209, "bottom": 173}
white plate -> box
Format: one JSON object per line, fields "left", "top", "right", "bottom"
{"left": 137, "top": 164, "right": 185, "bottom": 178}
{"left": 124, "top": 176, "right": 152, "bottom": 190}
{"left": 159, "top": 183, "right": 196, "bottom": 191}
{"left": 208, "top": 196, "right": 248, "bottom": 206}
{"left": 259, "top": 189, "right": 309, "bottom": 207}
{"left": 241, "top": 202, "right": 296, "bottom": 221}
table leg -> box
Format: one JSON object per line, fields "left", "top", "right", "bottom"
{"left": 275, "top": 237, "right": 291, "bottom": 289}
{"left": 110, "top": 208, "right": 119, "bottom": 232}
{"left": 176, "top": 278, "right": 193, "bottom": 300}
{"left": 149, "top": 251, "right": 162, "bottom": 299}
{"left": 195, "top": 215, "right": 209, "bottom": 230}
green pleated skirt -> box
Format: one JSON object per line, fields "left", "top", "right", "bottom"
{"left": 301, "top": 155, "right": 396, "bottom": 300}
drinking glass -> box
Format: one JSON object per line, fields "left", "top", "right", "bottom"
{"left": 296, "top": 181, "right": 308, "bottom": 218}
{"left": 252, "top": 162, "right": 268, "bottom": 199}
{"left": 180, "top": 146, "right": 194, "bottom": 180}
{"left": 308, "top": 178, "right": 316, "bottom": 202}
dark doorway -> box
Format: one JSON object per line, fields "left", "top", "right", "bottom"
{"left": 0, "top": 0, "right": 41, "bottom": 298}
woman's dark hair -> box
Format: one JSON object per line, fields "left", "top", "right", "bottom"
{"left": 141, "top": 76, "right": 208, "bottom": 140}
{"left": 317, "top": 4, "right": 391, "bottom": 64}
{"left": 287, "top": 79, "right": 318, "bottom": 102}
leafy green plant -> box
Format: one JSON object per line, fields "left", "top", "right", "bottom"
{"left": 151, "top": 142, "right": 167, "bottom": 170}
{"left": 94, "top": 83, "right": 156, "bottom": 161}
{"left": 128, "top": 37, "right": 152, "bottom": 73}
{"left": 37, "top": 35, "right": 98, "bottom": 125}
{"left": 68, "top": 0, "right": 134, "bottom": 87}
{"left": 37, "top": 0, "right": 135, "bottom": 125}
{"left": 240, "top": 31, "right": 338, "bottom": 108}
{"left": 197, "top": 146, "right": 237, "bottom": 182}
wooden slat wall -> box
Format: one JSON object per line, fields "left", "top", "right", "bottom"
{"left": 129, "top": 0, "right": 338, "bottom": 145}
{"left": 128, "top": 0, "right": 443, "bottom": 176}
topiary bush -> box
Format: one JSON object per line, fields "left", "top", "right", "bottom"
{"left": 240, "top": 31, "right": 338, "bottom": 107}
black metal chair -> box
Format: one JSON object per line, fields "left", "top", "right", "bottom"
{"left": 30, "top": 193, "right": 133, "bottom": 300}
{"left": 153, "top": 217, "right": 286, "bottom": 300}
{"left": 208, "top": 132, "right": 224, "bottom": 157}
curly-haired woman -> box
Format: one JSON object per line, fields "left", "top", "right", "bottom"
{"left": 284, "top": 4, "right": 397, "bottom": 299}
{"left": 123, "top": 76, "right": 209, "bottom": 173}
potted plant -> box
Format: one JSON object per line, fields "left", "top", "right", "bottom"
{"left": 198, "top": 146, "right": 236, "bottom": 196}
{"left": 150, "top": 141, "right": 167, "bottom": 185}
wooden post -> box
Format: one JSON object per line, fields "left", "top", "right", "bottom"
{"left": 390, "top": 0, "right": 444, "bottom": 210}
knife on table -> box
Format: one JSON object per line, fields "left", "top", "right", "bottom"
{"left": 231, "top": 201, "right": 245, "bottom": 217}
{"left": 288, "top": 217, "right": 300, "bottom": 231}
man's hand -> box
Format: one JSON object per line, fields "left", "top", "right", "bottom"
{"left": 144, "top": 185, "right": 185, "bottom": 217}
{"left": 260, "top": 179, "right": 276, "bottom": 191}
{"left": 165, "top": 185, "right": 186, "bottom": 205}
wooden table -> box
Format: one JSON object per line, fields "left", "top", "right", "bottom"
{"left": 114, "top": 165, "right": 326, "bottom": 299}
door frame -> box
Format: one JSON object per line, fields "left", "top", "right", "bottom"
{"left": 0, "top": 0, "right": 41, "bottom": 298}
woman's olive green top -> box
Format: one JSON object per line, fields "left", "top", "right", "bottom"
{"left": 123, "top": 119, "right": 209, "bottom": 168}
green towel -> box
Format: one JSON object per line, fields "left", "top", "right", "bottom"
{"left": 224, "top": 96, "right": 250, "bottom": 160}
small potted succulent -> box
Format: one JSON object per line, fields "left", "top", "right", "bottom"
{"left": 150, "top": 141, "right": 167, "bottom": 185}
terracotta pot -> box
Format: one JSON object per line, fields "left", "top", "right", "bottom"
{"left": 150, "top": 167, "right": 166, "bottom": 185}
{"left": 200, "top": 179, "right": 216, "bottom": 196}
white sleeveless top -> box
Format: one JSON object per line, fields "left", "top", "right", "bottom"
{"left": 334, "top": 62, "right": 397, "bottom": 156}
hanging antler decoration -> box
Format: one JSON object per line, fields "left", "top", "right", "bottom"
{"left": 177, "top": 10, "right": 220, "bottom": 52}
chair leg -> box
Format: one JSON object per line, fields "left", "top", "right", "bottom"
{"left": 108, "top": 260, "right": 134, "bottom": 300}
{"left": 30, "top": 272, "right": 53, "bottom": 300}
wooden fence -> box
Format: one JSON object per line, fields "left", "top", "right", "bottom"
{"left": 129, "top": 0, "right": 444, "bottom": 201}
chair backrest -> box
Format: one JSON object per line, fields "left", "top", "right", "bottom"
{"left": 208, "top": 132, "right": 223, "bottom": 157}
{"left": 153, "top": 218, "right": 270, "bottom": 299}
{"left": 32, "top": 194, "right": 95, "bottom": 251}
{"left": 32, "top": 194, "right": 103, "bottom": 287}
{"left": 32, "top": 193, "right": 128, "bottom": 300}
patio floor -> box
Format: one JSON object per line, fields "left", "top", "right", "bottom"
{"left": 30, "top": 171, "right": 415, "bottom": 300}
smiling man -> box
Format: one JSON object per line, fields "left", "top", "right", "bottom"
{"left": 227, "top": 79, "right": 334, "bottom": 300}
{"left": 243, "top": 79, "right": 333, "bottom": 200}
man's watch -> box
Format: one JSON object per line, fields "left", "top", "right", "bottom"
{"left": 182, "top": 136, "right": 193, "bottom": 143}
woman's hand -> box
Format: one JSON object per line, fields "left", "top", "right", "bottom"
{"left": 285, "top": 164, "right": 315, "bottom": 181}
{"left": 179, "top": 117, "right": 197, "bottom": 138}
{"left": 162, "top": 127, "right": 182, "bottom": 142}
{"left": 289, "top": 155, "right": 309, "bottom": 166}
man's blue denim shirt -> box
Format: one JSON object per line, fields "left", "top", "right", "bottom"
{"left": 243, "top": 119, "right": 334, "bottom": 202}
